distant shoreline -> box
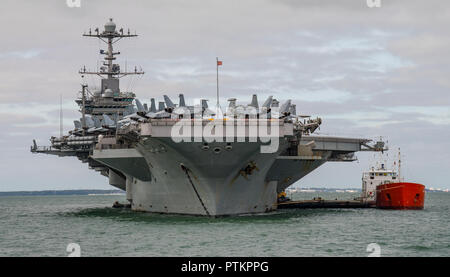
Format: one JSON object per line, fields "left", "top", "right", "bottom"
{"left": 0, "top": 189, "right": 125, "bottom": 197}
{"left": 286, "top": 187, "right": 448, "bottom": 193}
{"left": 0, "top": 187, "right": 446, "bottom": 197}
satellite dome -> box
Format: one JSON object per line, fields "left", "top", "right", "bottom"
{"left": 103, "top": 88, "right": 114, "bottom": 98}
{"left": 104, "top": 18, "right": 116, "bottom": 33}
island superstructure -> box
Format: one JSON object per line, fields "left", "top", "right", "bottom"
{"left": 360, "top": 162, "right": 399, "bottom": 203}
{"left": 31, "top": 19, "right": 385, "bottom": 216}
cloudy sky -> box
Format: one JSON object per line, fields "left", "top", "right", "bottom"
{"left": 0, "top": 0, "right": 449, "bottom": 191}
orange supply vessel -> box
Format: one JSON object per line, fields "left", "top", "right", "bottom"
{"left": 361, "top": 148, "right": 426, "bottom": 210}
{"left": 376, "top": 182, "right": 425, "bottom": 210}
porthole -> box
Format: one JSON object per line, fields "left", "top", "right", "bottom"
{"left": 213, "top": 147, "right": 222, "bottom": 154}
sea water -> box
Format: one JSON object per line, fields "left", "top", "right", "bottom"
{"left": 0, "top": 192, "right": 448, "bottom": 257}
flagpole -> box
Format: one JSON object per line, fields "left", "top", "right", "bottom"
{"left": 216, "top": 57, "right": 219, "bottom": 116}
{"left": 60, "top": 94, "right": 63, "bottom": 137}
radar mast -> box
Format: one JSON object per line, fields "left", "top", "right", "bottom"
{"left": 79, "top": 18, "right": 144, "bottom": 96}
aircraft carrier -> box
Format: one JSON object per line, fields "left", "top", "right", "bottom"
{"left": 31, "top": 19, "right": 385, "bottom": 216}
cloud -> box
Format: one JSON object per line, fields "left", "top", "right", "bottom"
{"left": 0, "top": 49, "right": 41, "bottom": 59}
{"left": 0, "top": 0, "right": 449, "bottom": 190}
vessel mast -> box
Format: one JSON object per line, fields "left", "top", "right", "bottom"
{"left": 81, "top": 84, "right": 87, "bottom": 135}
{"left": 59, "top": 94, "right": 63, "bottom": 137}
{"left": 398, "top": 147, "right": 402, "bottom": 182}
{"left": 79, "top": 18, "right": 144, "bottom": 80}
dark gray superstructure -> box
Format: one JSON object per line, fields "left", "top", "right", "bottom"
{"left": 31, "top": 19, "right": 385, "bottom": 216}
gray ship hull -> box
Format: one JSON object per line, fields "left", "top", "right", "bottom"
{"left": 94, "top": 138, "right": 288, "bottom": 216}
{"left": 90, "top": 126, "right": 378, "bottom": 216}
